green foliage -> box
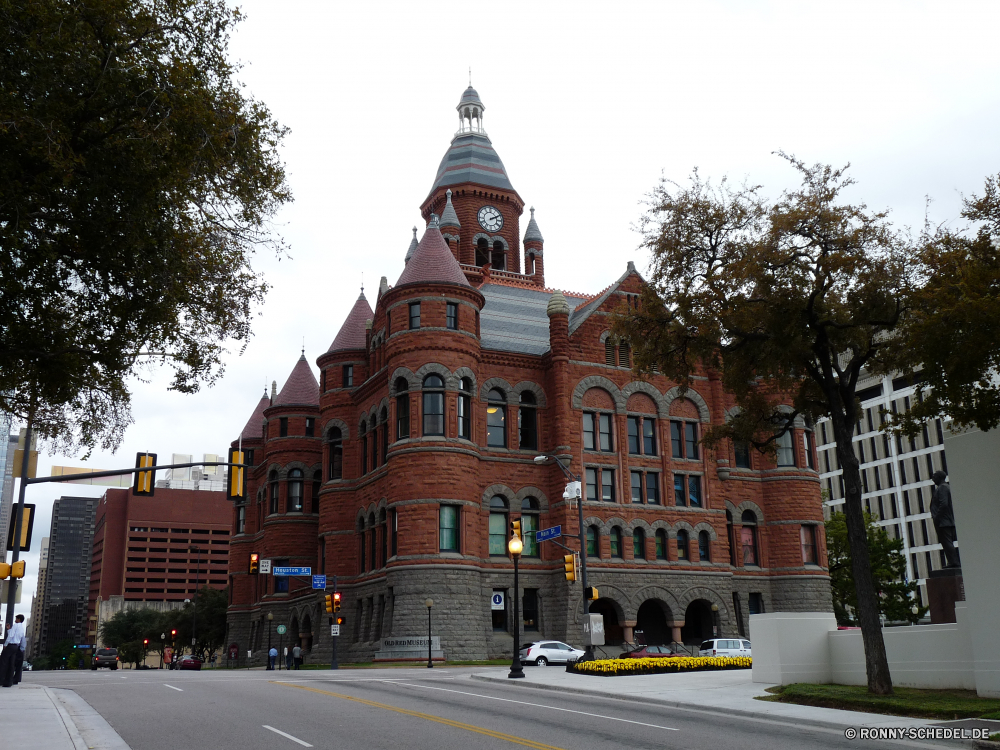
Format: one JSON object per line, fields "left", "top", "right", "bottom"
{"left": 0, "top": 0, "right": 290, "bottom": 454}
{"left": 67, "top": 650, "right": 81, "bottom": 669}
{"left": 772, "top": 683, "right": 1000, "bottom": 720}
{"left": 825, "top": 511, "right": 926, "bottom": 626}
{"left": 47, "top": 638, "right": 75, "bottom": 666}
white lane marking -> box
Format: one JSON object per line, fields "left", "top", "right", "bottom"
{"left": 120, "top": 676, "right": 127, "bottom": 679}
{"left": 263, "top": 725, "right": 313, "bottom": 747}
{"left": 395, "top": 682, "right": 679, "bottom": 731}
{"left": 164, "top": 684, "right": 183, "bottom": 692}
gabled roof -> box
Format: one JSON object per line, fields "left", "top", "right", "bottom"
{"left": 568, "top": 261, "right": 641, "bottom": 335}
{"left": 328, "top": 291, "right": 374, "bottom": 352}
{"left": 239, "top": 391, "right": 271, "bottom": 440}
{"left": 395, "top": 220, "right": 471, "bottom": 288}
{"left": 273, "top": 354, "right": 319, "bottom": 406}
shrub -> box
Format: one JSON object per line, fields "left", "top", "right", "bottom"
{"left": 569, "top": 655, "right": 752, "bottom": 677}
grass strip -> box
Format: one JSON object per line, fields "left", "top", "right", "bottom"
{"left": 764, "top": 683, "right": 1000, "bottom": 720}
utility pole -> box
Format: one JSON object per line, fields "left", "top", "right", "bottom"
{"left": 4, "top": 415, "right": 32, "bottom": 633}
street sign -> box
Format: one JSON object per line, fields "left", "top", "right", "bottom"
{"left": 491, "top": 592, "right": 505, "bottom": 610}
{"left": 312, "top": 574, "right": 327, "bottom": 589}
{"left": 276, "top": 624, "right": 287, "bottom": 635}
{"left": 273, "top": 566, "right": 311, "bottom": 576}
{"left": 535, "top": 525, "right": 562, "bottom": 542}
{"left": 330, "top": 624, "right": 341, "bottom": 636}
{"left": 259, "top": 559, "right": 272, "bottom": 575}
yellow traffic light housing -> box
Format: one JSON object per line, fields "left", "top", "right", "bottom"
{"left": 325, "top": 594, "right": 333, "bottom": 614}
{"left": 585, "top": 586, "right": 599, "bottom": 601}
{"left": 511, "top": 519, "right": 521, "bottom": 540}
{"left": 0, "top": 562, "right": 9, "bottom": 579}
{"left": 563, "top": 554, "right": 577, "bottom": 581}
{"left": 333, "top": 592, "right": 342, "bottom": 613}
{"left": 249, "top": 553, "right": 259, "bottom": 575}
{"left": 228, "top": 449, "right": 245, "bottom": 500}
{"left": 11, "top": 560, "right": 25, "bottom": 578}
{"left": 133, "top": 452, "right": 157, "bottom": 497}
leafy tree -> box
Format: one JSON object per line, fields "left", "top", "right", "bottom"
{"left": 613, "top": 157, "right": 1000, "bottom": 694}
{"left": 186, "top": 585, "right": 228, "bottom": 659}
{"left": 826, "top": 511, "right": 926, "bottom": 626}
{"left": 0, "top": 0, "right": 290, "bottom": 454}
{"left": 47, "top": 638, "right": 75, "bottom": 668}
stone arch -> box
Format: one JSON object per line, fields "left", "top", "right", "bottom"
{"left": 588, "top": 596, "right": 627, "bottom": 645}
{"left": 648, "top": 518, "right": 672, "bottom": 533}
{"left": 582, "top": 515, "right": 607, "bottom": 533}
{"left": 663, "top": 386, "right": 711, "bottom": 423}
{"left": 572, "top": 375, "right": 626, "bottom": 412}
{"left": 472, "top": 232, "right": 492, "bottom": 249}
{"left": 376, "top": 497, "right": 389, "bottom": 513}
{"left": 355, "top": 507, "right": 368, "bottom": 528}
{"left": 389, "top": 367, "right": 419, "bottom": 395}
{"left": 776, "top": 403, "right": 807, "bottom": 429}
{"left": 671, "top": 520, "right": 695, "bottom": 537}
{"left": 300, "top": 612, "right": 313, "bottom": 651}
{"left": 627, "top": 518, "right": 654, "bottom": 535}
{"left": 453, "top": 367, "right": 477, "bottom": 393}
{"left": 480, "top": 377, "right": 515, "bottom": 403}
{"left": 490, "top": 234, "right": 509, "bottom": 251}
{"left": 599, "top": 329, "right": 613, "bottom": 344}
{"left": 513, "top": 381, "right": 547, "bottom": 408}
{"left": 692, "top": 521, "right": 718, "bottom": 540}
{"left": 513, "top": 486, "right": 550, "bottom": 511}
{"left": 634, "top": 585, "right": 682, "bottom": 618}
{"left": 414, "top": 363, "right": 452, "bottom": 387}
{"left": 635, "top": 599, "right": 673, "bottom": 646}
{"left": 481, "top": 483, "right": 515, "bottom": 507}
{"left": 736, "top": 500, "right": 764, "bottom": 524}
{"left": 324, "top": 418, "right": 349, "bottom": 440}
{"left": 621, "top": 381, "right": 669, "bottom": 418}
{"left": 377, "top": 396, "right": 390, "bottom": 415}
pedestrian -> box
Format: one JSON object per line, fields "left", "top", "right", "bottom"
{"left": 0, "top": 614, "right": 27, "bottom": 687}
{"left": 268, "top": 646, "right": 277, "bottom": 670}
{"left": 292, "top": 644, "right": 302, "bottom": 670}
{"left": 285, "top": 647, "right": 293, "bottom": 670}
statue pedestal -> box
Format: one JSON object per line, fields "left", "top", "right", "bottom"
{"left": 927, "top": 568, "right": 965, "bottom": 624}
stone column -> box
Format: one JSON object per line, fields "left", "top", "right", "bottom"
{"left": 623, "top": 620, "right": 637, "bottom": 644}
{"left": 669, "top": 621, "right": 684, "bottom": 646}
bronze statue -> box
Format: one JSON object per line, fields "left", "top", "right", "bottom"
{"left": 930, "top": 470, "right": 961, "bottom": 568}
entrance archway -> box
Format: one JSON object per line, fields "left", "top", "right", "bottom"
{"left": 588, "top": 598, "right": 624, "bottom": 646}
{"left": 300, "top": 614, "right": 313, "bottom": 651}
{"left": 635, "top": 600, "right": 671, "bottom": 646}
{"left": 681, "top": 599, "right": 714, "bottom": 645}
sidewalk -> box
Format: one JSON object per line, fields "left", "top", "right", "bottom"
{"left": 470, "top": 667, "right": 963, "bottom": 733}
{"left": 1, "top": 684, "right": 130, "bottom": 750}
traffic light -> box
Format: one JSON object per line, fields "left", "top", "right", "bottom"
{"left": 0, "top": 562, "right": 9, "bottom": 578}
{"left": 11, "top": 560, "right": 25, "bottom": 578}
{"left": 171, "top": 629, "right": 177, "bottom": 639}
{"left": 228, "top": 449, "right": 245, "bottom": 500}
{"left": 143, "top": 639, "right": 149, "bottom": 647}
{"left": 325, "top": 594, "right": 333, "bottom": 614}
{"left": 563, "top": 554, "right": 579, "bottom": 582}
{"left": 511, "top": 519, "right": 521, "bottom": 539}
{"left": 333, "top": 592, "right": 342, "bottom": 613}
{"left": 585, "top": 586, "right": 599, "bottom": 601}
{"left": 249, "top": 553, "right": 259, "bottom": 575}
{"left": 335, "top": 616, "right": 344, "bottom": 625}
{"left": 133, "top": 452, "right": 157, "bottom": 496}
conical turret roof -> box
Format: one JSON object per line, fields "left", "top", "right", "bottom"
{"left": 404, "top": 227, "right": 418, "bottom": 264}
{"left": 328, "top": 291, "right": 374, "bottom": 352}
{"left": 524, "top": 206, "right": 544, "bottom": 243}
{"left": 396, "top": 217, "right": 471, "bottom": 288}
{"left": 239, "top": 390, "right": 271, "bottom": 440}
{"left": 439, "top": 189, "right": 461, "bottom": 229}
{"left": 273, "top": 354, "right": 319, "bottom": 406}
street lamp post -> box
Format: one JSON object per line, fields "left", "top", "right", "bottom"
{"left": 267, "top": 611, "right": 274, "bottom": 670}
{"left": 425, "top": 599, "right": 434, "bottom": 668}
{"left": 508, "top": 532, "right": 525, "bottom": 679}
{"left": 160, "top": 633, "right": 165, "bottom": 669}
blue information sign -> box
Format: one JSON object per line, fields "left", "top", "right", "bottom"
{"left": 312, "top": 575, "right": 327, "bottom": 590}
{"left": 272, "top": 566, "right": 311, "bottom": 576}
{"left": 535, "top": 525, "right": 562, "bottom": 542}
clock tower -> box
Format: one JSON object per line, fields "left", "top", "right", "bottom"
{"left": 420, "top": 86, "right": 527, "bottom": 280}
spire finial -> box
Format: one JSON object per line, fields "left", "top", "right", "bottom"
{"left": 301, "top": 337, "right": 305, "bottom": 356}
{"left": 469, "top": 67, "right": 472, "bottom": 86}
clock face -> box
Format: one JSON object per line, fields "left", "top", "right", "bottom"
{"left": 478, "top": 205, "right": 503, "bottom": 232}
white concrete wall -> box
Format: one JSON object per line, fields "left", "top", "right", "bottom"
{"left": 750, "top": 612, "right": 836, "bottom": 684}
{"left": 944, "top": 426, "right": 1000, "bottom": 697}
{"left": 753, "top": 607, "right": 978, "bottom": 689}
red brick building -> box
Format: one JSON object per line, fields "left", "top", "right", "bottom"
{"left": 227, "top": 87, "right": 832, "bottom": 661}
{"left": 88, "top": 487, "right": 232, "bottom": 640}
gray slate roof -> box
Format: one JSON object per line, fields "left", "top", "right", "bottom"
{"left": 480, "top": 284, "right": 591, "bottom": 355}
{"left": 428, "top": 133, "right": 515, "bottom": 196}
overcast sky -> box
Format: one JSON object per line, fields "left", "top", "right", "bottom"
{"left": 7, "top": 0, "right": 1000, "bottom": 626}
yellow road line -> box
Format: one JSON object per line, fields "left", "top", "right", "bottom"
{"left": 272, "top": 681, "right": 567, "bottom": 750}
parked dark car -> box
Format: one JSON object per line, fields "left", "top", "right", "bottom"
{"left": 91, "top": 648, "right": 119, "bottom": 670}
{"left": 176, "top": 655, "right": 203, "bottom": 671}
{"left": 621, "top": 645, "right": 679, "bottom": 659}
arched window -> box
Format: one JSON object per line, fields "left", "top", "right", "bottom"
{"left": 610, "top": 527, "right": 623, "bottom": 558}
{"left": 488, "top": 496, "right": 508, "bottom": 556}
{"left": 358, "top": 519, "right": 366, "bottom": 573}
{"left": 491, "top": 241, "right": 506, "bottom": 270}
{"left": 380, "top": 407, "right": 389, "bottom": 465}
{"left": 526, "top": 253, "right": 534, "bottom": 275}
{"left": 379, "top": 509, "right": 387, "bottom": 567}
{"left": 521, "top": 497, "right": 539, "bottom": 557}
{"left": 518, "top": 392, "right": 537, "bottom": 450}
{"left": 655, "top": 529, "right": 668, "bottom": 560}
{"left": 486, "top": 388, "right": 507, "bottom": 448}
{"left": 633, "top": 528, "right": 646, "bottom": 560}
{"left": 605, "top": 338, "right": 615, "bottom": 366}
{"left": 698, "top": 530, "right": 710, "bottom": 561}
{"left": 287, "top": 469, "right": 303, "bottom": 512}
{"left": 369, "top": 417, "right": 377, "bottom": 472}
{"left": 359, "top": 420, "right": 368, "bottom": 474}
{"left": 311, "top": 470, "right": 321, "bottom": 513}
{"left": 269, "top": 471, "right": 279, "bottom": 515}
{"left": 369, "top": 513, "right": 377, "bottom": 571}
{"left": 328, "top": 427, "right": 343, "bottom": 480}
{"left": 676, "top": 529, "right": 689, "bottom": 560}
{"left": 476, "top": 237, "right": 489, "bottom": 266}
{"left": 618, "top": 341, "right": 630, "bottom": 368}
{"left": 395, "top": 378, "right": 410, "bottom": 440}
{"left": 458, "top": 378, "right": 472, "bottom": 439}
{"left": 587, "top": 525, "right": 599, "bottom": 557}
{"left": 422, "top": 374, "right": 445, "bottom": 436}
{"left": 776, "top": 428, "right": 795, "bottom": 467}
{"left": 741, "top": 510, "right": 759, "bottom": 566}
{"left": 726, "top": 510, "right": 736, "bottom": 565}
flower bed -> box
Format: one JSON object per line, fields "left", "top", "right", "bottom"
{"left": 569, "top": 655, "right": 752, "bottom": 676}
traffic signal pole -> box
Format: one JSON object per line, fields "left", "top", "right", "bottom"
{"left": 3, "top": 416, "right": 32, "bottom": 633}
{"left": 331, "top": 575, "right": 338, "bottom": 670}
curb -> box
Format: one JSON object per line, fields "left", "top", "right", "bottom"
{"left": 46, "top": 687, "right": 132, "bottom": 749}
{"left": 467, "top": 673, "right": 942, "bottom": 734}
{"left": 43, "top": 687, "right": 89, "bottom": 750}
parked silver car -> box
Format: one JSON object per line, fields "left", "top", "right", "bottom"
{"left": 518, "top": 641, "right": 586, "bottom": 666}
{"left": 698, "top": 638, "right": 751, "bottom": 657}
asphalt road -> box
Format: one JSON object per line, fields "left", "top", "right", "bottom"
{"left": 25, "top": 667, "right": 952, "bottom": 750}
